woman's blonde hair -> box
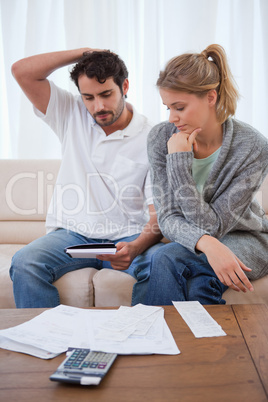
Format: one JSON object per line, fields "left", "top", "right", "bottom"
{"left": 157, "top": 44, "right": 239, "bottom": 124}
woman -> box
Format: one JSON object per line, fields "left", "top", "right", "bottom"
{"left": 146, "top": 44, "right": 268, "bottom": 305}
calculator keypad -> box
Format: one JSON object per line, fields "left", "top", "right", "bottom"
{"left": 63, "top": 349, "right": 115, "bottom": 373}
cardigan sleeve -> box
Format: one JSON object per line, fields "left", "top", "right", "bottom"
{"left": 147, "top": 123, "right": 210, "bottom": 254}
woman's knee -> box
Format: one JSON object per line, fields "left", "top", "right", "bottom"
{"left": 150, "top": 243, "right": 191, "bottom": 282}
{"left": 187, "top": 276, "right": 227, "bottom": 304}
{"left": 151, "top": 242, "right": 191, "bottom": 268}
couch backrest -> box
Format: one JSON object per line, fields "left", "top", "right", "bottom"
{"left": 0, "top": 159, "right": 268, "bottom": 244}
{"left": 0, "top": 159, "right": 60, "bottom": 244}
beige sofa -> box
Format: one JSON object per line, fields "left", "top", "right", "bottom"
{"left": 1, "top": 159, "right": 268, "bottom": 309}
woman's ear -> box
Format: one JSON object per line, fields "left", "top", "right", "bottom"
{"left": 207, "top": 89, "right": 218, "bottom": 107}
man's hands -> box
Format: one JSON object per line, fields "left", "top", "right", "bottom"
{"left": 96, "top": 204, "right": 162, "bottom": 270}
{"left": 167, "top": 128, "right": 201, "bottom": 154}
{"left": 96, "top": 241, "right": 139, "bottom": 270}
{"left": 196, "top": 235, "right": 254, "bottom": 293}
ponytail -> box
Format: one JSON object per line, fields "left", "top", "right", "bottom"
{"left": 201, "top": 45, "right": 239, "bottom": 124}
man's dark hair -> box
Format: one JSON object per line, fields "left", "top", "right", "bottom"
{"left": 70, "top": 51, "right": 128, "bottom": 96}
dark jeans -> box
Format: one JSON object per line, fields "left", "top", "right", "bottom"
{"left": 145, "top": 242, "right": 228, "bottom": 305}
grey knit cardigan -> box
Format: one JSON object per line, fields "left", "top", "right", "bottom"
{"left": 147, "top": 117, "right": 268, "bottom": 280}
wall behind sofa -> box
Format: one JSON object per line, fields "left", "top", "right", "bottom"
{"left": 1, "top": 0, "right": 268, "bottom": 159}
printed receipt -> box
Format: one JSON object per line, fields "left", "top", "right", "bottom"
{"left": 172, "top": 301, "right": 226, "bottom": 338}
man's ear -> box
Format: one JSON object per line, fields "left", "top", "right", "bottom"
{"left": 122, "top": 78, "right": 129, "bottom": 97}
{"left": 207, "top": 89, "right": 218, "bottom": 106}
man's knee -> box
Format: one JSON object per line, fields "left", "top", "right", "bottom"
{"left": 10, "top": 243, "right": 45, "bottom": 281}
{"left": 10, "top": 246, "right": 30, "bottom": 278}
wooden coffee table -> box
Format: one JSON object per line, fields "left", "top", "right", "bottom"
{"left": 0, "top": 304, "right": 268, "bottom": 402}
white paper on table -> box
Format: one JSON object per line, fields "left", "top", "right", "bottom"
{"left": 98, "top": 304, "right": 162, "bottom": 332}
{"left": 0, "top": 305, "right": 84, "bottom": 359}
{"left": 172, "top": 301, "right": 226, "bottom": 338}
{"left": 0, "top": 304, "right": 180, "bottom": 358}
{"left": 95, "top": 304, "right": 163, "bottom": 341}
{"left": 0, "top": 336, "right": 58, "bottom": 359}
{"left": 69, "top": 307, "right": 180, "bottom": 355}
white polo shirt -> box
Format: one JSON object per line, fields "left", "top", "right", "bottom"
{"left": 34, "top": 81, "right": 154, "bottom": 240}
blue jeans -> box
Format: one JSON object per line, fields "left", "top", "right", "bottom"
{"left": 10, "top": 228, "right": 164, "bottom": 308}
{"left": 145, "top": 242, "right": 228, "bottom": 305}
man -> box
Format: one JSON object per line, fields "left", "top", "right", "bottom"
{"left": 10, "top": 48, "right": 163, "bottom": 308}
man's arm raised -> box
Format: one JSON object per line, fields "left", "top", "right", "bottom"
{"left": 11, "top": 48, "right": 91, "bottom": 114}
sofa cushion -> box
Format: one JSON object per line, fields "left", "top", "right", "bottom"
{"left": 223, "top": 275, "right": 268, "bottom": 305}
{"left": 54, "top": 268, "right": 98, "bottom": 308}
{"left": 93, "top": 268, "right": 137, "bottom": 307}
{"left": 0, "top": 244, "right": 24, "bottom": 308}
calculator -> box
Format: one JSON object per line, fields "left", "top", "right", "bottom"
{"left": 50, "top": 348, "right": 117, "bottom": 386}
